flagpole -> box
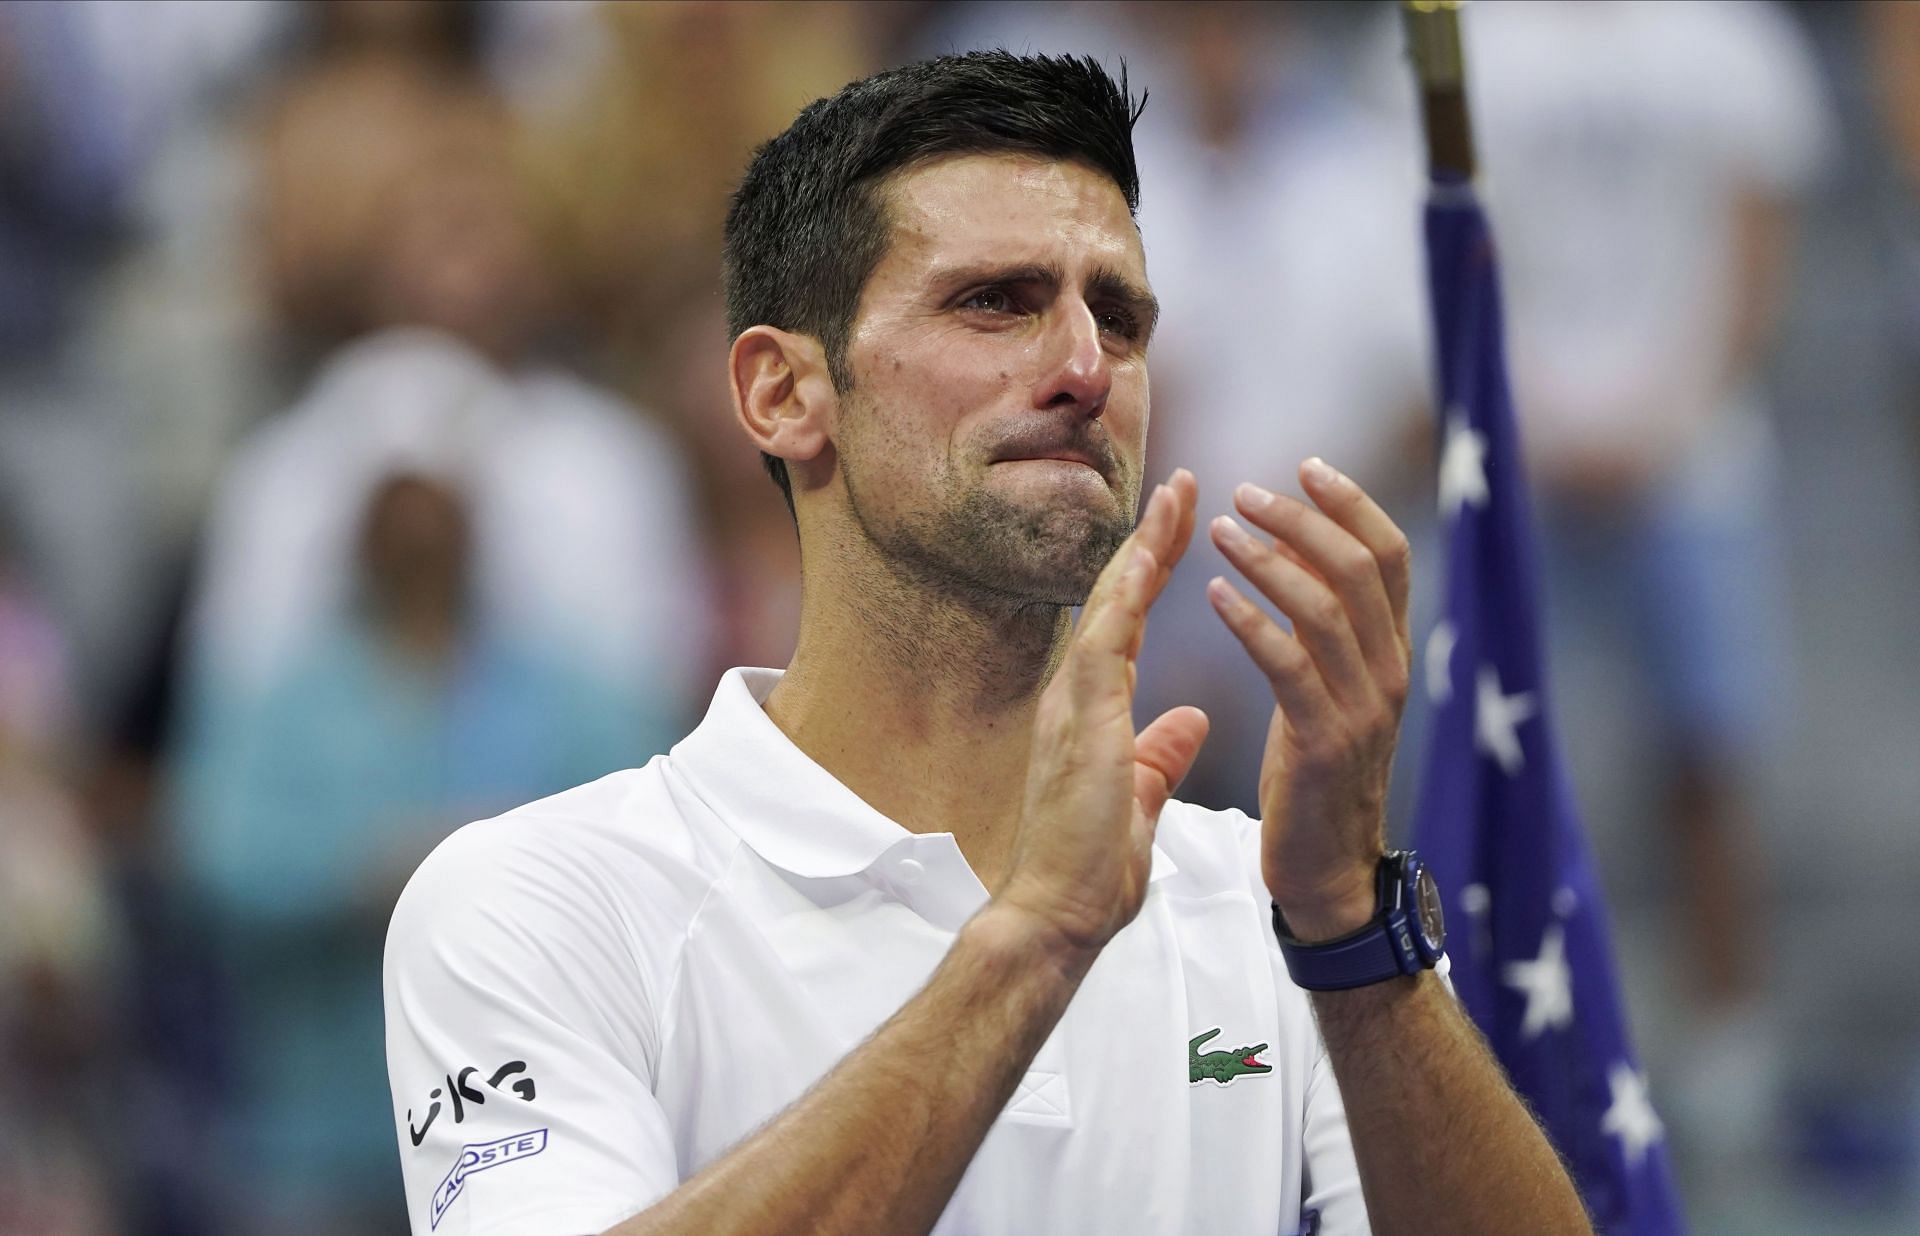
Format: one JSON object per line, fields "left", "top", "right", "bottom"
{"left": 1401, "top": 0, "right": 1476, "bottom": 181}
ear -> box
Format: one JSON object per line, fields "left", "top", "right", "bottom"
{"left": 730, "top": 326, "right": 835, "bottom": 472}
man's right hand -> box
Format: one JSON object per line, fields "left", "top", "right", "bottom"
{"left": 997, "top": 469, "right": 1210, "bottom": 956}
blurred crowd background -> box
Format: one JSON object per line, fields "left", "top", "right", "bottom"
{"left": 0, "top": 1, "right": 1916, "bottom": 1233}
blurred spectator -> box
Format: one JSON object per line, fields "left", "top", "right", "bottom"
{"left": 256, "top": 0, "right": 512, "bottom": 359}
{"left": 524, "top": 0, "right": 882, "bottom": 387}
{"left": 172, "top": 470, "right": 667, "bottom": 1232}
{"left": 162, "top": 8, "right": 715, "bottom": 1223}
{"left": 1373, "top": 0, "right": 1832, "bottom": 1163}
{"left": 182, "top": 327, "right": 709, "bottom": 717}
{"left": 922, "top": 1, "right": 1431, "bottom": 810}
{"left": 522, "top": 0, "right": 907, "bottom": 675}
{"left": 201, "top": 0, "right": 713, "bottom": 712}
{"left": 0, "top": 519, "right": 125, "bottom": 1234}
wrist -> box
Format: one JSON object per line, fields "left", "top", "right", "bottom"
{"left": 1272, "top": 851, "right": 1449, "bottom": 992}
{"left": 1273, "top": 894, "right": 1377, "bottom": 944}
{"left": 1268, "top": 863, "right": 1380, "bottom": 943}
{"left": 969, "top": 898, "right": 1104, "bottom": 983}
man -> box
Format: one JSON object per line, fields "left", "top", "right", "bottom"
{"left": 385, "top": 53, "right": 1588, "bottom": 1235}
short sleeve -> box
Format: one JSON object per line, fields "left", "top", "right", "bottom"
{"left": 384, "top": 818, "right": 682, "bottom": 1235}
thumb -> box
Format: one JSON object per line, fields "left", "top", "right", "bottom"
{"left": 1132, "top": 706, "right": 1210, "bottom": 822}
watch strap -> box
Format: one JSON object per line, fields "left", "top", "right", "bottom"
{"left": 1271, "top": 901, "right": 1417, "bottom": 991}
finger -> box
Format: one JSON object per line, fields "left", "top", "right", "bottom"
{"left": 1131, "top": 478, "right": 1177, "bottom": 565}
{"left": 1210, "top": 514, "right": 1376, "bottom": 708}
{"left": 1155, "top": 468, "right": 1199, "bottom": 584}
{"left": 1117, "top": 473, "right": 1195, "bottom": 661}
{"left": 1206, "top": 575, "right": 1341, "bottom": 734}
{"left": 1131, "top": 469, "right": 1197, "bottom": 588}
{"left": 1298, "top": 458, "right": 1413, "bottom": 653}
{"left": 1064, "top": 475, "right": 1190, "bottom": 707}
{"left": 1231, "top": 483, "right": 1403, "bottom": 686}
{"left": 1063, "top": 510, "right": 1164, "bottom": 711}
{"left": 1072, "top": 538, "right": 1157, "bottom": 669}
{"left": 1270, "top": 534, "right": 1320, "bottom": 582}
{"left": 1132, "top": 705, "right": 1210, "bottom": 822}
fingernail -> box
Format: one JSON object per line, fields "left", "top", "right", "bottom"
{"left": 1304, "top": 457, "right": 1342, "bottom": 487}
{"left": 1206, "top": 576, "right": 1237, "bottom": 607}
{"left": 1234, "top": 482, "right": 1274, "bottom": 510}
{"left": 1212, "top": 515, "right": 1252, "bottom": 546}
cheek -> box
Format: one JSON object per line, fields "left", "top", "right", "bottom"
{"left": 873, "top": 355, "right": 1003, "bottom": 458}
{"left": 841, "top": 376, "right": 965, "bottom": 491}
{"left": 1110, "top": 366, "right": 1151, "bottom": 452}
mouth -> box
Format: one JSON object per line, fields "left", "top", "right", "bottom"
{"left": 987, "top": 432, "right": 1116, "bottom": 483}
{"left": 995, "top": 451, "right": 1103, "bottom": 472}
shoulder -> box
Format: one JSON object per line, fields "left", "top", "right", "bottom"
{"left": 386, "top": 763, "right": 738, "bottom": 1010}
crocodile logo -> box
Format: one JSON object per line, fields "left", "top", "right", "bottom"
{"left": 1189, "top": 1027, "right": 1272, "bottom": 1085}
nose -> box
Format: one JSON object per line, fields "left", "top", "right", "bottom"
{"left": 1033, "top": 298, "right": 1111, "bottom": 418}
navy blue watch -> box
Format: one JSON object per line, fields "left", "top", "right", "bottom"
{"left": 1271, "top": 851, "right": 1447, "bottom": 991}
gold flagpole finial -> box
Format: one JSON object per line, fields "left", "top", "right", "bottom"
{"left": 1401, "top": 0, "right": 1476, "bottom": 181}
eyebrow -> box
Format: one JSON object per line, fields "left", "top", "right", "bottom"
{"left": 936, "top": 260, "right": 1161, "bottom": 342}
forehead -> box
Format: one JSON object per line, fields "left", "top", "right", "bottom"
{"left": 871, "top": 153, "right": 1147, "bottom": 288}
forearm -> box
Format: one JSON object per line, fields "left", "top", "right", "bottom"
{"left": 1311, "top": 973, "right": 1591, "bottom": 1236}
{"left": 607, "top": 903, "right": 1091, "bottom": 1236}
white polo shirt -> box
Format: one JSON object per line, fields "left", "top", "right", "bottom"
{"left": 385, "top": 668, "right": 1366, "bottom": 1235}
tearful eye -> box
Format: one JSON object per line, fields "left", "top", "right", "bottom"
{"left": 1097, "top": 308, "right": 1141, "bottom": 340}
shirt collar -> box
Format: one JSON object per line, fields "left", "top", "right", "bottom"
{"left": 668, "top": 667, "right": 1178, "bottom": 886}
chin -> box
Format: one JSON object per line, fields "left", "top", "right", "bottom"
{"left": 972, "top": 500, "right": 1128, "bottom": 605}
{"left": 849, "top": 465, "right": 1133, "bottom": 606}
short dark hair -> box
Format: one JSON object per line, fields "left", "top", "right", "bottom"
{"left": 722, "top": 50, "right": 1146, "bottom": 513}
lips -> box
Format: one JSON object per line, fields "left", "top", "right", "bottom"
{"left": 987, "top": 426, "right": 1117, "bottom": 480}
{"left": 1003, "top": 450, "right": 1100, "bottom": 470}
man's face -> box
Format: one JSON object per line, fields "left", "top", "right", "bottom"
{"left": 832, "top": 153, "right": 1156, "bottom": 606}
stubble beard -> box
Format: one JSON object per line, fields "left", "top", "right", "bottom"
{"left": 843, "top": 455, "right": 1135, "bottom": 610}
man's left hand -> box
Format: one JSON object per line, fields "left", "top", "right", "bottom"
{"left": 1205, "top": 458, "right": 1414, "bottom": 941}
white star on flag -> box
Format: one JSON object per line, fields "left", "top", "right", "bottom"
{"left": 1502, "top": 923, "right": 1573, "bottom": 1040}
{"left": 1425, "top": 620, "right": 1458, "bottom": 704}
{"left": 1474, "top": 665, "right": 1536, "bottom": 775}
{"left": 1460, "top": 883, "right": 1492, "bottom": 959}
{"left": 1601, "top": 1062, "right": 1665, "bottom": 1168}
{"left": 1437, "top": 411, "right": 1490, "bottom": 519}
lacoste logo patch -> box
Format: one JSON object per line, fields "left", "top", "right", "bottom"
{"left": 431, "top": 1128, "right": 548, "bottom": 1229}
{"left": 1188, "top": 1028, "right": 1272, "bottom": 1085}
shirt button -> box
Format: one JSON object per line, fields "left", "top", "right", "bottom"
{"left": 895, "top": 858, "right": 926, "bottom": 886}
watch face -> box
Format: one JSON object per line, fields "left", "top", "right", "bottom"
{"left": 1414, "top": 866, "right": 1447, "bottom": 955}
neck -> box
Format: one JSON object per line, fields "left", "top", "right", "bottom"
{"left": 763, "top": 541, "right": 1072, "bottom": 892}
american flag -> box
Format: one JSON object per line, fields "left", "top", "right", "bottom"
{"left": 1410, "top": 183, "right": 1688, "bottom": 1234}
